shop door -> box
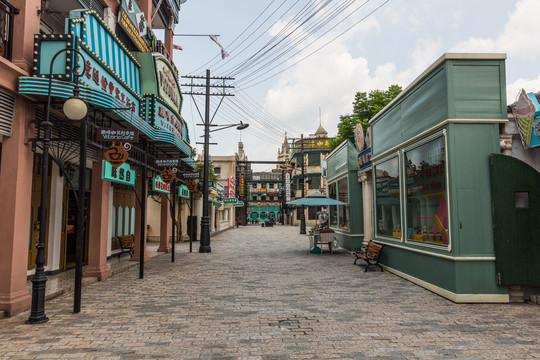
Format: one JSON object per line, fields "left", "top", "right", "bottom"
{"left": 489, "top": 154, "right": 540, "bottom": 286}
{"left": 28, "top": 156, "right": 51, "bottom": 270}
{"left": 60, "top": 188, "right": 91, "bottom": 269}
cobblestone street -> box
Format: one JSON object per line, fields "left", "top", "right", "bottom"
{"left": 2, "top": 225, "right": 540, "bottom": 359}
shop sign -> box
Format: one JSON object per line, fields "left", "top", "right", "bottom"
{"left": 103, "top": 144, "right": 129, "bottom": 168}
{"left": 227, "top": 176, "right": 235, "bottom": 197}
{"left": 180, "top": 172, "right": 200, "bottom": 179}
{"left": 285, "top": 173, "right": 291, "bottom": 202}
{"left": 155, "top": 158, "right": 182, "bottom": 168}
{"left": 178, "top": 185, "right": 190, "bottom": 199}
{"left": 223, "top": 197, "right": 238, "bottom": 204}
{"left": 186, "top": 179, "right": 198, "bottom": 191}
{"left": 240, "top": 174, "right": 245, "bottom": 196}
{"left": 154, "top": 100, "right": 185, "bottom": 142}
{"left": 117, "top": 0, "right": 151, "bottom": 52}
{"left": 355, "top": 123, "right": 364, "bottom": 151}
{"left": 512, "top": 89, "right": 540, "bottom": 149}
{"left": 97, "top": 128, "right": 139, "bottom": 142}
{"left": 159, "top": 168, "right": 175, "bottom": 184}
{"left": 152, "top": 176, "right": 170, "bottom": 193}
{"left": 234, "top": 201, "right": 245, "bottom": 207}
{"left": 358, "top": 149, "right": 372, "bottom": 171}
{"left": 82, "top": 53, "right": 140, "bottom": 114}
{"left": 156, "top": 58, "right": 181, "bottom": 114}
{"left": 102, "top": 160, "right": 135, "bottom": 186}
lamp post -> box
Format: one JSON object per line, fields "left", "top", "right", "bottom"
{"left": 299, "top": 134, "right": 306, "bottom": 234}
{"left": 27, "top": 49, "right": 87, "bottom": 324}
{"left": 199, "top": 121, "right": 249, "bottom": 253}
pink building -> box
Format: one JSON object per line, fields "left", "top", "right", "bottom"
{"left": 0, "top": 0, "right": 192, "bottom": 317}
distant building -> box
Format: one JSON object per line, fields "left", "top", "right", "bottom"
{"left": 289, "top": 124, "right": 333, "bottom": 227}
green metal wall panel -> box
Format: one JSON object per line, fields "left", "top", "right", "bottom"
{"left": 372, "top": 105, "right": 403, "bottom": 156}
{"left": 454, "top": 261, "right": 507, "bottom": 295}
{"left": 449, "top": 124, "right": 500, "bottom": 256}
{"left": 450, "top": 61, "right": 506, "bottom": 119}
{"left": 489, "top": 154, "right": 540, "bottom": 286}
{"left": 380, "top": 245, "right": 457, "bottom": 293}
{"left": 401, "top": 69, "right": 448, "bottom": 140}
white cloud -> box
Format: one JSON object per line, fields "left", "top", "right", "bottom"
{"left": 451, "top": 0, "right": 540, "bottom": 59}
{"left": 506, "top": 75, "right": 540, "bottom": 103}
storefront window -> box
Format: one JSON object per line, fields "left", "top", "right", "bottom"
{"left": 375, "top": 157, "right": 401, "bottom": 238}
{"left": 338, "top": 177, "right": 349, "bottom": 230}
{"left": 328, "top": 183, "right": 337, "bottom": 226}
{"left": 405, "top": 136, "right": 448, "bottom": 245}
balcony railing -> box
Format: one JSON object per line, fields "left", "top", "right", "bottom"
{"left": 0, "top": 0, "right": 18, "bottom": 61}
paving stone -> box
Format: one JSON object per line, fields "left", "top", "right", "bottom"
{"left": 2, "top": 225, "right": 540, "bottom": 359}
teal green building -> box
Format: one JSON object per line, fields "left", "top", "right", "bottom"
{"left": 325, "top": 140, "right": 364, "bottom": 251}
{"left": 370, "top": 53, "right": 509, "bottom": 303}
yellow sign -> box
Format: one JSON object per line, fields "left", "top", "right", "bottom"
{"left": 118, "top": 10, "right": 151, "bottom": 52}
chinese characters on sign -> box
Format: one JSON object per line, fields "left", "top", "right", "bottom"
{"left": 102, "top": 161, "right": 135, "bottom": 186}
{"left": 82, "top": 59, "right": 139, "bottom": 113}
{"left": 152, "top": 176, "right": 170, "bottom": 193}
{"left": 97, "top": 128, "right": 139, "bottom": 142}
{"left": 154, "top": 158, "right": 181, "bottom": 168}
{"left": 156, "top": 105, "right": 184, "bottom": 139}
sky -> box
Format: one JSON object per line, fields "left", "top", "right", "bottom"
{"left": 165, "top": 0, "right": 540, "bottom": 171}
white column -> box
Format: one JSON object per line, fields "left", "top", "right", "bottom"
{"left": 46, "top": 162, "right": 64, "bottom": 272}
{"left": 359, "top": 171, "right": 374, "bottom": 241}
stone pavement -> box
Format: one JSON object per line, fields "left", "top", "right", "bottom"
{"left": 2, "top": 225, "right": 540, "bottom": 359}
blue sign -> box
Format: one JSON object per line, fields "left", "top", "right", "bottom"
{"left": 102, "top": 161, "right": 135, "bottom": 186}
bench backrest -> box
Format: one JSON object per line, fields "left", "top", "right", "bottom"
{"left": 365, "top": 241, "right": 384, "bottom": 259}
{"left": 118, "top": 235, "right": 135, "bottom": 247}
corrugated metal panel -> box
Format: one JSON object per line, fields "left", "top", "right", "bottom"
{"left": 0, "top": 87, "right": 16, "bottom": 136}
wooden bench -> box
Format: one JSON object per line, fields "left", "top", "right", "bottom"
{"left": 353, "top": 241, "right": 384, "bottom": 272}
{"left": 117, "top": 235, "right": 135, "bottom": 258}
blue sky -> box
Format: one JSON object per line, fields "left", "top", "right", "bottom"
{"left": 166, "top": 0, "right": 540, "bottom": 170}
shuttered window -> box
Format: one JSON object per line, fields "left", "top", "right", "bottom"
{"left": 0, "top": 87, "right": 15, "bottom": 137}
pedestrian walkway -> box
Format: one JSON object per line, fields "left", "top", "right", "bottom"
{"left": 2, "top": 225, "right": 540, "bottom": 359}
{"left": 24, "top": 244, "right": 162, "bottom": 302}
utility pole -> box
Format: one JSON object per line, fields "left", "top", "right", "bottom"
{"left": 182, "top": 70, "right": 234, "bottom": 253}
{"left": 300, "top": 134, "right": 306, "bottom": 234}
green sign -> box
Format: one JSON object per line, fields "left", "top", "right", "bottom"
{"left": 152, "top": 176, "right": 170, "bottom": 194}
{"left": 234, "top": 201, "right": 245, "bottom": 207}
{"left": 178, "top": 184, "right": 190, "bottom": 199}
{"left": 223, "top": 197, "right": 238, "bottom": 204}
{"left": 102, "top": 161, "right": 135, "bottom": 186}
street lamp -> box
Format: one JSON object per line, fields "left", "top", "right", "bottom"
{"left": 27, "top": 49, "right": 87, "bottom": 324}
{"left": 199, "top": 122, "right": 249, "bottom": 253}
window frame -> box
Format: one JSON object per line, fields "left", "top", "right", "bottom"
{"left": 402, "top": 130, "right": 451, "bottom": 251}
{"left": 372, "top": 152, "right": 402, "bottom": 242}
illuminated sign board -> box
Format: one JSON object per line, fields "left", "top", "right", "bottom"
{"left": 117, "top": 0, "right": 151, "bottom": 52}
{"left": 154, "top": 101, "right": 184, "bottom": 141}
{"left": 156, "top": 57, "right": 181, "bottom": 114}
{"left": 101, "top": 161, "right": 135, "bottom": 186}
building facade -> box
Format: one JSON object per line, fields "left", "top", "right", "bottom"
{"left": 0, "top": 0, "right": 192, "bottom": 316}
{"left": 289, "top": 125, "right": 332, "bottom": 227}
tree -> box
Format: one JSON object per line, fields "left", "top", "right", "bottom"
{"left": 330, "top": 84, "right": 402, "bottom": 150}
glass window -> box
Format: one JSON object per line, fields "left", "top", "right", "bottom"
{"left": 405, "top": 136, "right": 447, "bottom": 245}
{"left": 309, "top": 176, "right": 321, "bottom": 190}
{"left": 214, "top": 167, "right": 221, "bottom": 175}
{"left": 308, "top": 153, "right": 320, "bottom": 166}
{"left": 375, "top": 157, "right": 401, "bottom": 238}
{"left": 338, "top": 177, "right": 349, "bottom": 230}
{"left": 328, "top": 182, "right": 337, "bottom": 226}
